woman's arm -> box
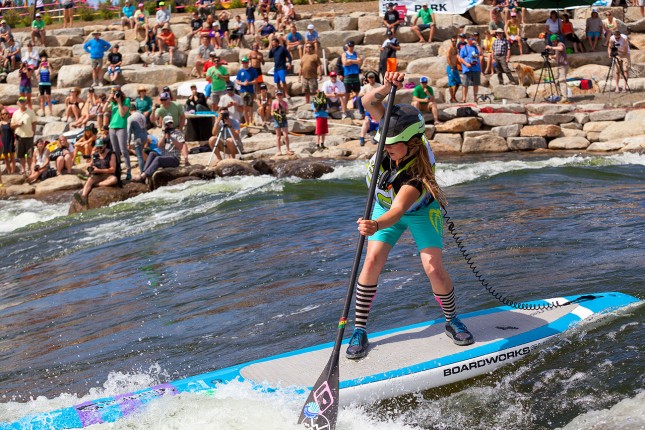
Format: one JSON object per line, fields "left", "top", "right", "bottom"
{"left": 357, "top": 185, "right": 421, "bottom": 236}
{"left": 362, "top": 71, "right": 404, "bottom": 122}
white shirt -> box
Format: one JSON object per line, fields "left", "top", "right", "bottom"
{"left": 218, "top": 94, "right": 243, "bottom": 121}
{"left": 609, "top": 34, "right": 630, "bottom": 55}
{"left": 321, "top": 79, "right": 346, "bottom": 102}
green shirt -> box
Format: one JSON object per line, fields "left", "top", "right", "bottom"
{"left": 109, "top": 98, "right": 131, "bottom": 129}
{"left": 417, "top": 8, "right": 433, "bottom": 25}
{"left": 413, "top": 84, "right": 434, "bottom": 101}
{"left": 135, "top": 95, "right": 152, "bottom": 113}
{"left": 206, "top": 65, "right": 229, "bottom": 92}
{"left": 32, "top": 19, "right": 45, "bottom": 30}
{"left": 155, "top": 101, "right": 183, "bottom": 126}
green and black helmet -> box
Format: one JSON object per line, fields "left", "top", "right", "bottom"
{"left": 374, "top": 104, "right": 425, "bottom": 145}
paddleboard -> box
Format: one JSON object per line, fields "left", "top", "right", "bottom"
{"left": 1, "top": 292, "right": 639, "bottom": 430}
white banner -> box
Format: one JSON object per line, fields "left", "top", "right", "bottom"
{"left": 378, "top": 0, "right": 483, "bottom": 16}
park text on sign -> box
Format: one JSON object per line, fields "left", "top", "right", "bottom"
{"left": 378, "top": 0, "right": 483, "bottom": 16}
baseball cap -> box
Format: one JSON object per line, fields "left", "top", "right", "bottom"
{"left": 226, "top": 83, "right": 235, "bottom": 91}
{"left": 138, "top": 2, "right": 144, "bottom": 6}
{"left": 159, "top": 1, "right": 165, "bottom": 5}
{"left": 275, "top": 89, "right": 284, "bottom": 95}
{"left": 94, "top": 139, "right": 105, "bottom": 147}
{"left": 387, "top": 2, "right": 395, "bottom": 7}
{"left": 329, "top": 71, "right": 337, "bottom": 77}
{"left": 346, "top": 40, "right": 355, "bottom": 46}
{"left": 17, "top": 96, "right": 26, "bottom": 103}
{"left": 420, "top": 76, "right": 428, "bottom": 83}
{"left": 307, "top": 24, "right": 314, "bottom": 30}
{"left": 241, "top": 56, "right": 249, "bottom": 62}
{"left": 458, "top": 33, "right": 466, "bottom": 38}
{"left": 473, "top": 31, "right": 479, "bottom": 36}
{"left": 549, "top": 33, "right": 559, "bottom": 42}
{"left": 259, "top": 83, "right": 267, "bottom": 89}
{"left": 160, "top": 92, "right": 170, "bottom": 100}
{"left": 163, "top": 115, "right": 173, "bottom": 124}
{"left": 35, "top": 13, "right": 41, "bottom": 17}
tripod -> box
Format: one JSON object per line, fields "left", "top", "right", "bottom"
{"left": 533, "top": 53, "right": 561, "bottom": 102}
{"left": 602, "top": 53, "right": 631, "bottom": 94}
{"left": 208, "top": 123, "right": 244, "bottom": 166}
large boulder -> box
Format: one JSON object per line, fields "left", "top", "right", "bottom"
{"left": 68, "top": 182, "right": 148, "bottom": 214}
{"left": 507, "top": 136, "right": 547, "bottom": 150}
{"left": 526, "top": 104, "right": 575, "bottom": 115}
{"left": 318, "top": 30, "right": 364, "bottom": 48}
{"left": 624, "top": 109, "right": 645, "bottom": 122}
{"left": 334, "top": 16, "right": 359, "bottom": 31}
{"left": 548, "top": 136, "right": 590, "bottom": 149}
{"left": 121, "top": 64, "right": 188, "bottom": 86}
{"left": 520, "top": 124, "right": 562, "bottom": 138}
{"left": 462, "top": 133, "right": 508, "bottom": 153}
{"left": 41, "top": 121, "right": 69, "bottom": 139}
{"left": 357, "top": 15, "right": 384, "bottom": 33}
{"left": 587, "top": 140, "right": 625, "bottom": 151}
{"left": 272, "top": 159, "right": 335, "bottom": 179}
{"left": 430, "top": 133, "right": 462, "bottom": 152}
{"left": 398, "top": 43, "right": 440, "bottom": 61}
{"left": 35, "top": 175, "right": 83, "bottom": 194}
{"left": 406, "top": 57, "right": 448, "bottom": 80}
{"left": 588, "top": 109, "right": 627, "bottom": 122}
{"left": 479, "top": 113, "right": 528, "bottom": 127}
{"left": 435, "top": 117, "right": 481, "bottom": 133}
{"left": 433, "top": 14, "right": 472, "bottom": 41}
{"left": 598, "top": 120, "right": 645, "bottom": 141}
{"left": 569, "top": 64, "right": 610, "bottom": 82}
{"left": 57, "top": 64, "right": 93, "bottom": 88}
{"left": 296, "top": 18, "right": 333, "bottom": 32}
{"left": 493, "top": 85, "right": 528, "bottom": 100}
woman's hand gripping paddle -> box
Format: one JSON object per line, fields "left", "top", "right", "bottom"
{"left": 297, "top": 81, "right": 401, "bottom": 430}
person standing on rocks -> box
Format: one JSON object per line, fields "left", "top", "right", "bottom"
{"left": 246, "top": 0, "right": 257, "bottom": 35}
{"left": 492, "top": 28, "right": 517, "bottom": 86}
{"left": 268, "top": 37, "right": 292, "bottom": 99}
{"left": 458, "top": 36, "right": 481, "bottom": 103}
{"left": 411, "top": 3, "right": 435, "bottom": 43}
{"left": 299, "top": 42, "right": 321, "bottom": 104}
{"left": 249, "top": 43, "right": 265, "bottom": 93}
{"left": 205, "top": 55, "right": 230, "bottom": 107}
{"left": 84, "top": 31, "right": 111, "bottom": 87}
{"left": 10, "top": 97, "right": 36, "bottom": 176}
{"left": 608, "top": 29, "right": 630, "bottom": 93}
{"left": 379, "top": 32, "right": 399, "bottom": 83}
{"left": 235, "top": 57, "right": 258, "bottom": 126}
{"left": 106, "top": 88, "right": 132, "bottom": 181}
{"left": 342, "top": 40, "right": 362, "bottom": 103}
{"left": 271, "top": 90, "right": 293, "bottom": 156}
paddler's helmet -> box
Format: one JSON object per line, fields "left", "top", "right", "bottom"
{"left": 374, "top": 104, "right": 425, "bottom": 145}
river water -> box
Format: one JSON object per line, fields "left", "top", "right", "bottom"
{"left": 0, "top": 152, "right": 643, "bottom": 430}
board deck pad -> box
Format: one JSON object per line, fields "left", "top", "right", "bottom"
{"left": 1, "top": 292, "right": 639, "bottom": 430}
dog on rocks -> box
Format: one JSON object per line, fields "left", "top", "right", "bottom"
{"left": 513, "top": 63, "right": 537, "bottom": 87}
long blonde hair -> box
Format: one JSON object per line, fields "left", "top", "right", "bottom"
{"left": 405, "top": 136, "right": 448, "bottom": 209}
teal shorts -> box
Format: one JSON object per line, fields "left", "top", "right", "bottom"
{"left": 369, "top": 201, "right": 444, "bottom": 251}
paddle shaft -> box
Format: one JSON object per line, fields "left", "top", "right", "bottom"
{"left": 328, "top": 83, "right": 399, "bottom": 367}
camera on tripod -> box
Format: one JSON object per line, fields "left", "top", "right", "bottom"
{"left": 610, "top": 42, "right": 619, "bottom": 57}
{"left": 541, "top": 49, "right": 551, "bottom": 58}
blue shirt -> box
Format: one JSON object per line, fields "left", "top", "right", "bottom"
{"left": 84, "top": 38, "right": 112, "bottom": 59}
{"left": 343, "top": 51, "right": 360, "bottom": 76}
{"left": 305, "top": 30, "right": 318, "bottom": 43}
{"left": 459, "top": 44, "right": 481, "bottom": 73}
{"left": 122, "top": 5, "right": 135, "bottom": 17}
{"left": 312, "top": 102, "right": 328, "bottom": 118}
{"left": 236, "top": 67, "right": 258, "bottom": 93}
{"left": 286, "top": 32, "right": 303, "bottom": 43}
{"left": 269, "top": 45, "right": 291, "bottom": 71}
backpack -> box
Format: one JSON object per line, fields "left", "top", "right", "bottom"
{"left": 312, "top": 91, "right": 327, "bottom": 111}
{"left": 456, "top": 106, "right": 478, "bottom": 117}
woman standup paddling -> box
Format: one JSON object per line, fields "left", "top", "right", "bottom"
{"left": 346, "top": 71, "right": 474, "bottom": 360}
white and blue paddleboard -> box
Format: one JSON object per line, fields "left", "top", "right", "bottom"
{"left": 2, "top": 292, "right": 639, "bottom": 430}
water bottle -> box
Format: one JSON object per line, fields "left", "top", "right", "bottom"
{"left": 75, "top": 151, "right": 82, "bottom": 165}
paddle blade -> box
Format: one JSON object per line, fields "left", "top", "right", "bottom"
{"left": 297, "top": 355, "right": 340, "bottom": 430}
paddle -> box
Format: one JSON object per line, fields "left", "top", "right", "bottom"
{"left": 297, "top": 81, "right": 400, "bottom": 430}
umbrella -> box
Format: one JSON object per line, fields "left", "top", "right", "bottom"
{"left": 518, "top": 0, "right": 605, "bottom": 9}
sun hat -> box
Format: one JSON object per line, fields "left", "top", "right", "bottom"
{"left": 137, "top": 85, "right": 147, "bottom": 92}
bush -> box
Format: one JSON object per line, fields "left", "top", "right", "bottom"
{"left": 43, "top": 13, "right": 53, "bottom": 25}
{"left": 77, "top": 3, "right": 96, "bottom": 21}
{"left": 98, "top": 0, "right": 115, "bottom": 19}
{"left": 228, "top": 0, "right": 244, "bottom": 9}
{"left": 1, "top": 8, "right": 22, "bottom": 28}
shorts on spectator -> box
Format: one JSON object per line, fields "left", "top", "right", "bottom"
{"left": 253, "top": 67, "right": 263, "bottom": 83}
{"left": 247, "top": 19, "right": 255, "bottom": 23}
{"left": 39, "top": 84, "right": 52, "bottom": 95}
{"left": 417, "top": 23, "right": 433, "bottom": 31}
{"left": 344, "top": 74, "right": 361, "bottom": 94}
{"left": 274, "top": 119, "right": 288, "bottom": 129}
{"left": 64, "top": 1, "right": 74, "bottom": 9}
{"left": 367, "top": 120, "right": 378, "bottom": 132}
{"left": 16, "top": 136, "right": 34, "bottom": 159}
{"left": 463, "top": 71, "right": 481, "bottom": 87}
{"left": 242, "top": 92, "right": 254, "bottom": 107}
{"left": 108, "top": 66, "right": 122, "bottom": 73}
{"left": 91, "top": 58, "right": 104, "bottom": 69}
{"left": 446, "top": 65, "right": 461, "bottom": 87}
{"left": 302, "top": 77, "right": 318, "bottom": 93}
{"left": 587, "top": 31, "right": 601, "bottom": 39}
{"left": 315, "top": 116, "right": 328, "bottom": 135}
{"left": 327, "top": 99, "right": 341, "bottom": 110}
{"left": 273, "top": 69, "right": 287, "bottom": 84}
{"left": 19, "top": 85, "right": 31, "bottom": 94}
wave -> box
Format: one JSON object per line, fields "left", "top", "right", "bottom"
{"left": 558, "top": 391, "right": 645, "bottom": 430}
{"left": 3, "top": 152, "right": 644, "bottom": 236}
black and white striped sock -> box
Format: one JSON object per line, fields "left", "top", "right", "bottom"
{"left": 354, "top": 283, "right": 378, "bottom": 329}
{"left": 434, "top": 289, "right": 457, "bottom": 322}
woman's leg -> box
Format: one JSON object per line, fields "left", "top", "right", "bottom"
{"left": 116, "top": 128, "right": 130, "bottom": 176}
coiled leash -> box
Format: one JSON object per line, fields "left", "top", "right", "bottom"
{"left": 442, "top": 208, "right": 596, "bottom": 311}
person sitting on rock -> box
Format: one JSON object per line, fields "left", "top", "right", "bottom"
{"left": 154, "top": 1, "right": 171, "bottom": 32}
{"left": 63, "top": 87, "right": 84, "bottom": 123}
{"left": 132, "top": 115, "right": 189, "bottom": 183}
{"left": 49, "top": 135, "right": 74, "bottom": 175}
{"left": 187, "top": 11, "right": 204, "bottom": 47}
{"left": 411, "top": 3, "right": 435, "bottom": 43}
{"left": 121, "top": 0, "right": 136, "bottom": 30}
{"left": 152, "top": 91, "right": 185, "bottom": 129}
{"left": 194, "top": 35, "right": 214, "bottom": 78}
{"left": 185, "top": 83, "right": 209, "bottom": 113}
{"left": 359, "top": 110, "right": 379, "bottom": 147}
{"left": 322, "top": 71, "right": 348, "bottom": 119}
{"left": 73, "top": 124, "right": 98, "bottom": 160}
{"left": 285, "top": 24, "right": 304, "bottom": 60}
{"left": 305, "top": 24, "right": 320, "bottom": 55}
{"left": 228, "top": 15, "right": 246, "bottom": 48}
{"left": 209, "top": 107, "right": 242, "bottom": 163}
{"left": 74, "top": 138, "right": 121, "bottom": 207}
{"left": 107, "top": 44, "right": 123, "bottom": 83}
{"left": 133, "top": 2, "right": 150, "bottom": 32}
{"left": 27, "top": 138, "right": 54, "bottom": 184}
{"left": 71, "top": 86, "right": 101, "bottom": 129}
{"left": 411, "top": 76, "right": 441, "bottom": 125}
{"left": 156, "top": 24, "right": 177, "bottom": 65}
{"left": 0, "top": 19, "right": 12, "bottom": 44}
{"left": 255, "top": 18, "right": 276, "bottom": 47}
{"left": 383, "top": 2, "right": 401, "bottom": 37}
{"left": 31, "top": 13, "right": 46, "bottom": 46}
{"left": 4, "top": 36, "right": 21, "bottom": 71}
